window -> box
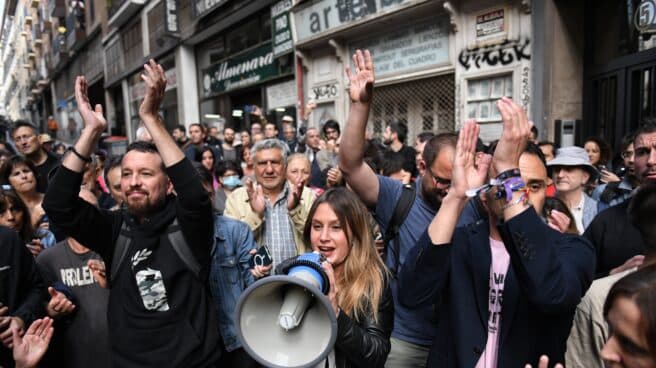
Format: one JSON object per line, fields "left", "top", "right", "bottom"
{"left": 105, "top": 38, "right": 123, "bottom": 82}
{"left": 466, "top": 74, "right": 512, "bottom": 124}
{"left": 148, "top": 2, "right": 165, "bottom": 54}
{"left": 122, "top": 20, "right": 143, "bottom": 68}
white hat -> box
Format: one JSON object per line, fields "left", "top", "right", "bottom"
{"left": 547, "top": 146, "right": 599, "bottom": 177}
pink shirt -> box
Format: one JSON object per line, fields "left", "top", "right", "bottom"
{"left": 475, "top": 237, "right": 511, "bottom": 368}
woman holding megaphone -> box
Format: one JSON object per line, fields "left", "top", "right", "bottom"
{"left": 304, "top": 187, "right": 393, "bottom": 367}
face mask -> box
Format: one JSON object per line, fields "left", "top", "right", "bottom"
{"left": 222, "top": 175, "right": 242, "bottom": 190}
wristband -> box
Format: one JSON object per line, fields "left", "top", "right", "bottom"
{"left": 67, "top": 146, "right": 92, "bottom": 163}
{"left": 494, "top": 168, "right": 521, "bottom": 182}
{"left": 494, "top": 177, "right": 526, "bottom": 202}
{"left": 502, "top": 191, "right": 528, "bottom": 210}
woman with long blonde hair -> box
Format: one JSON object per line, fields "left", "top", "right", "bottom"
{"left": 303, "top": 187, "right": 393, "bottom": 367}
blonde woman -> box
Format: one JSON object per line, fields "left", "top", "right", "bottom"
{"left": 303, "top": 187, "right": 393, "bottom": 367}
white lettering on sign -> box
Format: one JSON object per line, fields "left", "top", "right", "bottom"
{"left": 311, "top": 83, "right": 339, "bottom": 101}
{"left": 213, "top": 52, "right": 274, "bottom": 83}
{"left": 349, "top": 18, "right": 449, "bottom": 78}
{"left": 293, "top": 0, "right": 408, "bottom": 43}
{"left": 166, "top": 0, "right": 178, "bottom": 33}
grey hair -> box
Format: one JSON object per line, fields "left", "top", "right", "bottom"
{"left": 251, "top": 138, "right": 290, "bottom": 164}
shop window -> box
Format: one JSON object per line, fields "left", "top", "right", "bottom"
{"left": 371, "top": 74, "right": 455, "bottom": 143}
{"left": 226, "top": 18, "right": 259, "bottom": 54}
{"left": 466, "top": 74, "right": 512, "bottom": 124}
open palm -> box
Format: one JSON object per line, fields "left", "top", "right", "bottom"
{"left": 13, "top": 318, "right": 53, "bottom": 368}
{"left": 345, "top": 49, "right": 374, "bottom": 103}
{"left": 451, "top": 120, "right": 490, "bottom": 199}
{"left": 75, "top": 76, "right": 107, "bottom": 132}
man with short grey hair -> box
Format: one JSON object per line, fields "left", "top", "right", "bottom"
{"left": 225, "top": 139, "right": 314, "bottom": 274}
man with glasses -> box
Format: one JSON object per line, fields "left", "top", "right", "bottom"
{"left": 339, "top": 50, "right": 456, "bottom": 367}
{"left": 12, "top": 121, "right": 60, "bottom": 193}
{"left": 224, "top": 139, "right": 314, "bottom": 273}
{"left": 399, "top": 102, "right": 594, "bottom": 368}
{"left": 584, "top": 122, "right": 656, "bottom": 278}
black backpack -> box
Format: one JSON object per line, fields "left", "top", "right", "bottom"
{"left": 382, "top": 184, "right": 416, "bottom": 276}
{"left": 109, "top": 218, "right": 201, "bottom": 286}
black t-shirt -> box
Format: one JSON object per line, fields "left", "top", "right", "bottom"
{"left": 388, "top": 145, "right": 418, "bottom": 177}
{"left": 35, "top": 151, "right": 60, "bottom": 193}
{"left": 583, "top": 200, "right": 645, "bottom": 278}
{"left": 36, "top": 240, "right": 110, "bottom": 368}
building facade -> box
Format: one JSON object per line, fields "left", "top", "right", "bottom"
{"left": 1, "top": 0, "right": 654, "bottom": 153}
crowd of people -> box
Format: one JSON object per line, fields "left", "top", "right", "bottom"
{"left": 1, "top": 51, "right": 655, "bottom": 368}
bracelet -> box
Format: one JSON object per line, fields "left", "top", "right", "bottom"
{"left": 494, "top": 177, "right": 526, "bottom": 202}
{"left": 67, "top": 146, "right": 92, "bottom": 163}
{"left": 502, "top": 191, "right": 528, "bottom": 210}
{"left": 495, "top": 168, "right": 521, "bottom": 182}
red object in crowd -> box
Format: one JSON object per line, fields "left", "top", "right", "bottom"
{"left": 546, "top": 183, "right": 557, "bottom": 197}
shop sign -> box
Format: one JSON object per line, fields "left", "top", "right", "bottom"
{"left": 202, "top": 43, "right": 279, "bottom": 95}
{"left": 272, "top": 0, "right": 294, "bottom": 58}
{"left": 310, "top": 83, "right": 339, "bottom": 102}
{"left": 635, "top": 0, "right": 656, "bottom": 33}
{"left": 476, "top": 9, "right": 505, "bottom": 39}
{"left": 193, "top": 0, "right": 228, "bottom": 18}
{"left": 164, "top": 0, "right": 179, "bottom": 34}
{"left": 349, "top": 17, "right": 449, "bottom": 78}
{"left": 267, "top": 79, "right": 296, "bottom": 109}
{"left": 293, "top": 0, "right": 409, "bottom": 43}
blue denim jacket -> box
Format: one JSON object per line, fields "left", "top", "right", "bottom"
{"left": 209, "top": 214, "right": 257, "bottom": 352}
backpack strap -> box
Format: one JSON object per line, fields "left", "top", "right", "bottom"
{"left": 383, "top": 184, "right": 416, "bottom": 276}
{"left": 110, "top": 220, "right": 132, "bottom": 287}
{"left": 165, "top": 219, "right": 201, "bottom": 279}
{"left": 110, "top": 219, "right": 202, "bottom": 285}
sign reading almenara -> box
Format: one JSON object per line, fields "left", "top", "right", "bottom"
{"left": 202, "top": 43, "right": 280, "bottom": 95}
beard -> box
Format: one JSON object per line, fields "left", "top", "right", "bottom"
{"left": 383, "top": 138, "right": 393, "bottom": 146}
{"left": 126, "top": 192, "right": 165, "bottom": 218}
{"left": 421, "top": 177, "right": 447, "bottom": 211}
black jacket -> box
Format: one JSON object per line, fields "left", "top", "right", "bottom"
{"left": 334, "top": 277, "right": 393, "bottom": 368}
{"left": 0, "top": 226, "right": 46, "bottom": 367}
{"left": 43, "top": 159, "right": 219, "bottom": 368}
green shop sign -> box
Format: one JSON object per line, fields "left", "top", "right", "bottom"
{"left": 202, "top": 43, "right": 280, "bottom": 96}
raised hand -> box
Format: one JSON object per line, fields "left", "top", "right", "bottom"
{"left": 46, "top": 287, "right": 76, "bottom": 318}
{"left": 345, "top": 49, "right": 374, "bottom": 103}
{"left": 26, "top": 239, "right": 44, "bottom": 257}
{"left": 75, "top": 76, "right": 107, "bottom": 133}
{"left": 493, "top": 97, "right": 532, "bottom": 173}
{"left": 12, "top": 317, "right": 53, "bottom": 368}
{"left": 139, "top": 59, "right": 167, "bottom": 122}
{"left": 286, "top": 176, "right": 304, "bottom": 211}
{"left": 245, "top": 178, "right": 266, "bottom": 218}
{"left": 450, "top": 120, "right": 491, "bottom": 200}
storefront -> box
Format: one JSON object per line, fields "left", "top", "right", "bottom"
{"left": 196, "top": 13, "right": 295, "bottom": 132}
{"left": 291, "top": 0, "right": 455, "bottom": 140}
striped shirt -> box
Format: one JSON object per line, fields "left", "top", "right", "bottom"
{"left": 262, "top": 183, "right": 298, "bottom": 267}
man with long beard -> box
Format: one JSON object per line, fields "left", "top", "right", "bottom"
{"left": 43, "top": 60, "right": 219, "bottom": 367}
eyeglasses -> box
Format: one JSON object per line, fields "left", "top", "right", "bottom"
{"left": 429, "top": 171, "right": 451, "bottom": 186}
{"left": 14, "top": 134, "right": 35, "bottom": 143}
{"left": 621, "top": 150, "right": 634, "bottom": 159}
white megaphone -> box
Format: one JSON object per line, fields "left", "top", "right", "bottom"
{"left": 235, "top": 252, "right": 338, "bottom": 368}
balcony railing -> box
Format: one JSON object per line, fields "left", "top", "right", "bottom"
{"left": 65, "top": 12, "right": 86, "bottom": 51}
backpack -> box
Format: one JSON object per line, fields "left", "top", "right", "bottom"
{"left": 382, "top": 183, "right": 416, "bottom": 276}
{"left": 109, "top": 218, "right": 201, "bottom": 286}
